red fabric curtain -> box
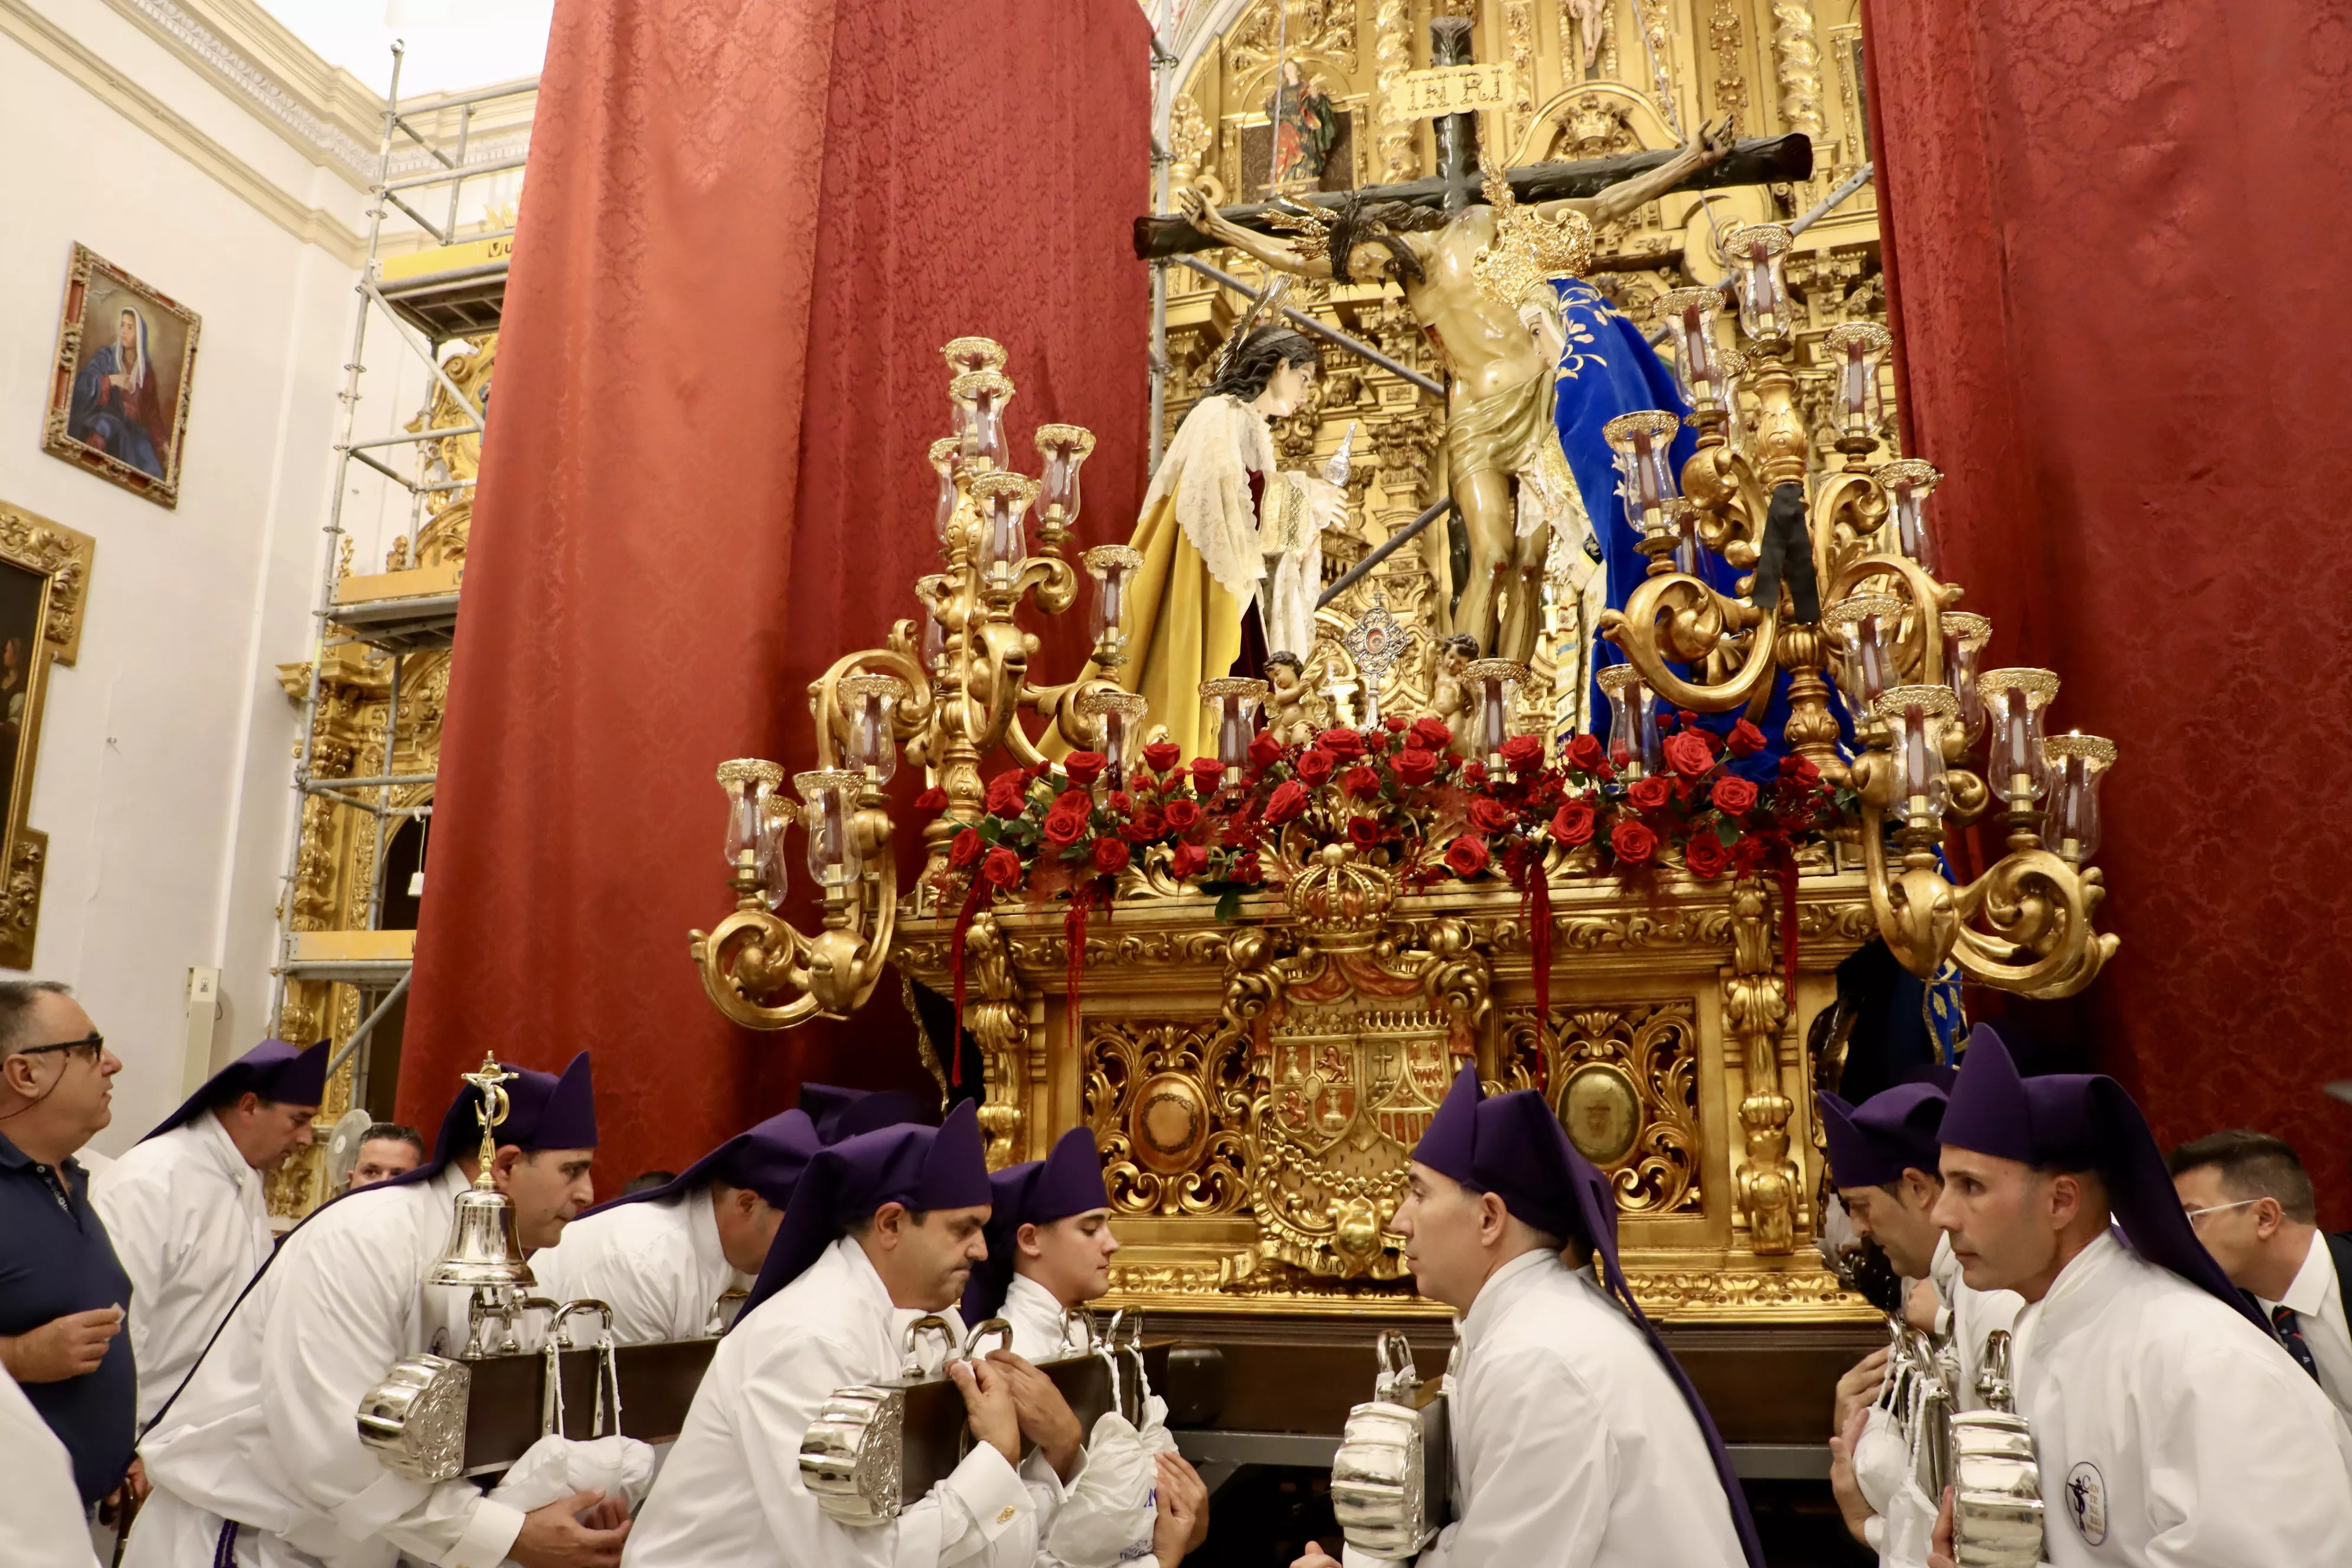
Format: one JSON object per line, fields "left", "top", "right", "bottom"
{"left": 397, "top": 0, "right": 1151, "bottom": 1191}
{"left": 1864, "top": 4, "right": 2352, "bottom": 1217}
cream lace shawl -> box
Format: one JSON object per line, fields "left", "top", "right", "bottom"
{"left": 1145, "top": 393, "right": 1283, "bottom": 605}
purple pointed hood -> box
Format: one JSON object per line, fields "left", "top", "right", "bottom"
{"left": 1941, "top": 1024, "right": 2268, "bottom": 1335}
{"left": 740, "top": 1099, "right": 991, "bottom": 1320}
{"left": 797, "top": 1082, "right": 932, "bottom": 1143}
{"left": 962, "top": 1126, "right": 1112, "bottom": 1324}
{"left": 1818, "top": 1082, "right": 1949, "bottom": 1191}
{"left": 1414, "top": 1067, "right": 1765, "bottom": 1568}
{"left": 370, "top": 1053, "right": 600, "bottom": 1192}
{"left": 145, "top": 1037, "right": 333, "bottom": 1141}
{"left": 576, "top": 1109, "right": 821, "bottom": 1217}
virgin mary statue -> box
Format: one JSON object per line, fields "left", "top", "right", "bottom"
{"left": 1098, "top": 320, "right": 1343, "bottom": 760}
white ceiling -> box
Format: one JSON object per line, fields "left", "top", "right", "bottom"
{"left": 256, "top": 1, "right": 554, "bottom": 97}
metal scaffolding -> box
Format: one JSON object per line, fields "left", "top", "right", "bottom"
{"left": 267, "top": 47, "right": 537, "bottom": 1092}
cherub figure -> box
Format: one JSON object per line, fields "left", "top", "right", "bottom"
{"left": 1265, "top": 651, "right": 1320, "bottom": 747}
{"left": 1428, "top": 633, "right": 1481, "bottom": 747}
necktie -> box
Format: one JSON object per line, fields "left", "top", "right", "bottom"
{"left": 2273, "top": 1303, "right": 2322, "bottom": 1382}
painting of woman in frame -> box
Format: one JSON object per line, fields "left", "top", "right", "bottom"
{"left": 43, "top": 245, "right": 201, "bottom": 508}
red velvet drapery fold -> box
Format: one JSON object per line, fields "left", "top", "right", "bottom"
{"left": 397, "top": 0, "right": 1151, "bottom": 1190}
{"left": 1864, "top": 2, "right": 2352, "bottom": 1217}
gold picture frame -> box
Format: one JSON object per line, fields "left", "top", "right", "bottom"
{"left": 0, "top": 500, "right": 97, "bottom": 968}
{"left": 43, "top": 245, "right": 201, "bottom": 509}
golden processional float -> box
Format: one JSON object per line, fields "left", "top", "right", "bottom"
{"left": 685, "top": 235, "right": 2115, "bottom": 1453}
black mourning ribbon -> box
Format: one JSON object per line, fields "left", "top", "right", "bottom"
{"left": 1750, "top": 481, "right": 1820, "bottom": 623}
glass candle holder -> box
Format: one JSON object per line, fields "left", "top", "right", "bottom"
{"left": 1873, "top": 685, "right": 1958, "bottom": 829}
{"left": 940, "top": 335, "right": 1007, "bottom": 375}
{"left": 1823, "top": 593, "right": 1906, "bottom": 713}
{"left": 1200, "top": 677, "right": 1269, "bottom": 781}
{"left": 949, "top": 368, "right": 1014, "bottom": 468}
{"left": 1715, "top": 345, "right": 1751, "bottom": 449}
{"left": 1978, "top": 668, "right": 2060, "bottom": 805}
{"left": 1821, "top": 323, "right": 1891, "bottom": 443}
{"left": 1082, "top": 545, "right": 1142, "bottom": 664}
{"left": 2041, "top": 733, "right": 2115, "bottom": 863}
{"left": 837, "top": 673, "right": 908, "bottom": 786}
{"left": 1721, "top": 223, "right": 1795, "bottom": 343}
{"left": 1077, "top": 687, "right": 1150, "bottom": 792}
{"left": 1596, "top": 664, "right": 1662, "bottom": 777}
{"left": 715, "top": 758, "right": 784, "bottom": 876}
{"left": 1877, "top": 460, "right": 1943, "bottom": 577}
{"left": 1656, "top": 287, "right": 1728, "bottom": 416}
{"left": 756, "top": 793, "right": 792, "bottom": 910}
{"left": 929, "top": 437, "right": 963, "bottom": 544}
{"left": 796, "top": 768, "right": 867, "bottom": 890}
{"left": 1660, "top": 498, "right": 1700, "bottom": 575}
{"left": 1939, "top": 612, "right": 1991, "bottom": 747}
{"left": 1603, "top": 410, "right": 1684, "bottom": 541}
{"left": 969, "top": 471, "right": 1038, "bottom": 590}
{"left": 1035, "top": 424, "right": 1097, "bottom": 538}
{"left": 1464, "top": 659, "right": 1528, "bottom": 765}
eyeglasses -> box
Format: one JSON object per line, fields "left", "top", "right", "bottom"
{"left": 17, "top": 1033, "right": 104, "bottom": 1064}
{"left": 2182, "top": 1197, "right": 2262, "bottom": 1227}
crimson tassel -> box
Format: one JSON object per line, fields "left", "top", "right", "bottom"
{"left": 948, "top": 874, "right": 988, "bottom": 1087}
{"left": 1064, "top": 885, "right": 1092, "bottom": 1060}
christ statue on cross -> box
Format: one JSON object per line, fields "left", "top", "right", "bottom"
{"left": 1178, "top": 115, "right": 1733, "bottom": 662}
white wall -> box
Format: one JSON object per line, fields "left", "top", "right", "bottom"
{"left": 0, "top": 0, "right": 508, "bottom": 1152}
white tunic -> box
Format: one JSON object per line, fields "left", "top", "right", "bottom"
{"left": 1854, "top": 1233, "right": 2023, "bottom": 1568}
{"left": 0, "top": 1361, "right": 102, "bottom": 1568}
{"left": 125, "top": 1167, "right": 522, "bottom": 1568}
{"left": 998, "top": 1273, "right": 1165, "bottom": 1568}
{"left": 1344, "top": 1249, "right": 1746, "bottom": 1568}
{"left": 2010, "top": 1228, "right": 2352, "bottom": 1564}
{"left": 620, "top": 1236, "right": 1040, "bottom": 1567}
{"left": 90, "top": 1112, "right": 275, "bottom": 1430}
{"left": 530, "top": 1191, "right": 748, "bottom": 1343}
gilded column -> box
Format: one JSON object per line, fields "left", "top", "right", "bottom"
{"left": 1770, "top": 0, "right": 1825, "bottom": 138}
{"left": 1708, "top": 0, "right": 1749, "bottom": 132}
{"left": 1725, "top": 877, "right": 1798, "bottom": 1253}
{"left": 1374, "top": 0, "right": 1420, "bottom": 182}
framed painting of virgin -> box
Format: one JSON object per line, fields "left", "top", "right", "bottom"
{"left": 43, "top": 245, "right": 201, "bottom": 508}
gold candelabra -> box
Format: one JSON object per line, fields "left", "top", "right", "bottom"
{"left": 1600, "top": 230, "right": 2116, "bottom": 1002}
{"left": 690, "top": 338, "right": 1130, "bottom": 1028}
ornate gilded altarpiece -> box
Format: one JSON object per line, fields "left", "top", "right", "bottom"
{"left": 0, "top": 501, "right": 96, "bottom": 971}
{"left": 263, "top": 337, "right": 488, "bottom": 1217}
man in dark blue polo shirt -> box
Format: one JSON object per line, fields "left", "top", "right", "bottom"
{"left": 0, "top": 979, "right": 136, "bottom": 1512}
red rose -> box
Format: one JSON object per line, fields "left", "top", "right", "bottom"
{"left": 1265, "top": 780, "right": 1310, "bottom": 825}
{"left": 1093, "top": 838, "right": 1131, "bottom": 874}
{"left": 1162, "top": 799, "right": 1200, "bottom": 831}
{"left": 1778, "top": 753, "right": 1820, "bottom": 782}
{"left": 1500, "top": 734, "right": 1544, "bottom": 769}
{"left": 1231, "top": 851, "right": 1265, "bottom": 884}
{"left": 1295, "top": 749, "right": 1337, "bottom": 786}
{"left": 1122, "top": 806, "right": 1166, "bottom": 842}
{"left": 1391, "top": 749, "right": 1439, "bottom": 787}
{"left": 1468, "top": 797, "right": 1515, "bottom": 834}
{"left": 1190, "top": 758, "right": 1224, "bottom": 795}
{"left": 1041, "top": 807, "right": 1088, "bottom": 847}
{"left": 914, "top": 786, "right": 947, "bottom": 810}
{"left": 1567, "top": 734, "right": 1606, "bottom": 773}
{"left": 1610, "top": 819, "right": 1658, "bottom": 867}
{"left": 981, "top": 846, "right": 1023, "bottom": 888}
{"left": 1347, "top": 816, "right": 1384, "bottom": 850}
{"left": 950, "top": 827, "right": 982, "bottom": 868}
{"left": 1684, "top": 831, "right": 1730, "bottom": 880}
{"left": 985, "top": 770, "right": 1028, "bottom": 816}
{"left": 1462, "top": 760, "right": 1489, "bottom": 786}
{"left": 1381, "top": 715, "right": 1408, "bottom": 734}
{"left": 1064, "top": 750, "right": 1107, "bottom": 788}
{"left": 1678, "top": 709, "right": 1699, "bottom": 727}
{"left": 1549, "top": 801, "right": 1596, "bottom": 845}
{"left": 1711, "top": 776, "right": 1759, "bottom": 816}
{"left": 1663, "top": 730, "right": 1714, "bottom": 780}
{"left": 1142, "top": 741, "right": 1182, "bottom": 775}
{"left": 1443, "top": 834, "right": 1491, "bottom": 878}
{"left": 1108, "top": 792, "right": 1133, "bottom": 815}
{"left": 1726, "top": 720, "right": 1768, "bottom": 758}
{"left": 1318, "top": 728, "right": 1368, "bottom": 761}
{"left": 1169, "top": 842, "right": 1208, "bottom": 878}
{"left": 1247, "top": 730, "right": 1285, "bottom": 771}
{"left": 1344, "top": 765, "right": 1382, "bottom": 799}
{"left": 1410, "top": 717, "right": 1453, "bottom": 751}
{"left": 1629, "top": 775, "right": 1672, "bottom": 812}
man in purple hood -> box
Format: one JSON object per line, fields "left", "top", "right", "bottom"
{"left": 1926, "top": 1025, "right": 2352, "bottom": 1566}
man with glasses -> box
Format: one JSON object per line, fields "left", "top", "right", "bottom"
{"left": 2170, "top": 1129, "right": 2352, "bottom": 1423}
{"left": 0, "top": 979, "right": 138, "bottom": 1520}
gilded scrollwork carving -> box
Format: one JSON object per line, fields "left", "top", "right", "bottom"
{"left": 1500, "top": 1002, "right": 1704, "bottom": 1214}
{"left": 961, "top": 912, "right": 1028, "bottom": 1170}
{"left": 1724, "top": 877, "right": 1800, "bottom": 1254}
{"left": 1086, "top": 1018, "right": 1250, "bottom": 1216}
